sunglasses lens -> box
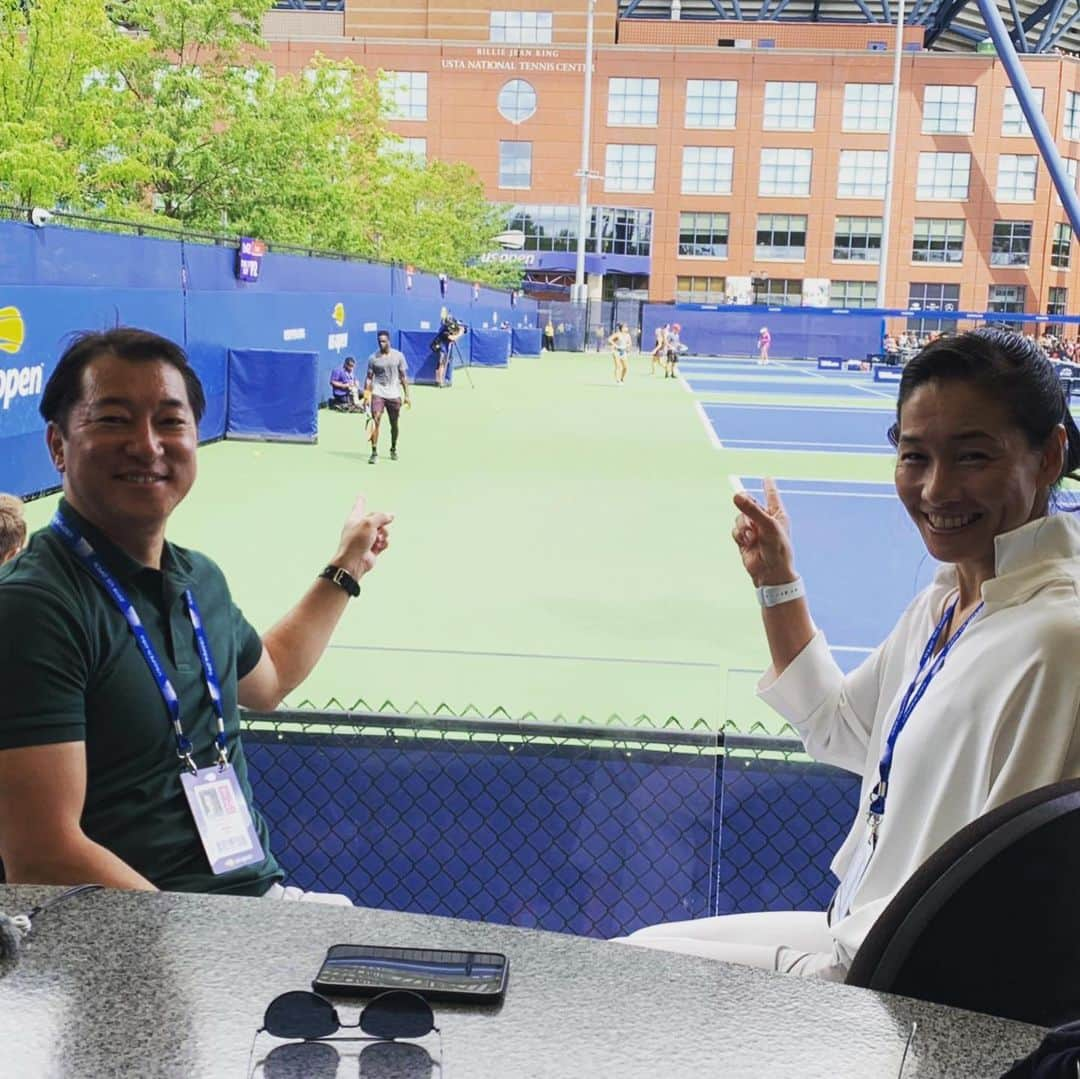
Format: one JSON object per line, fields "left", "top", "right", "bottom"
{"left": 264, "top": 991, "right": 340, "bottom": 1040}
{"left": 360, "top": 991, "right": 435, "bottom": 1041}
{"left": 359, "top": 1040, "right": 435, "bottom": 1078}
{"left": 264, "top": 1041, "right": 339, "bottom": 1079}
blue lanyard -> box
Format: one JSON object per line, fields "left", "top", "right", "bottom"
{"left": 50, "top": 513, "right": 229, "bottom": 774}
{"left": 866, "top": 595, "right": 984, "bottom": 834}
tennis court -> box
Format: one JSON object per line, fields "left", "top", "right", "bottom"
{"left": 24, "top": 347, "right": 1071, "bottom": 736}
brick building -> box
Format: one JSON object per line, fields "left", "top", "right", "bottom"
{"left": 264, "top": 2, "right": 1080, "bottom": 327}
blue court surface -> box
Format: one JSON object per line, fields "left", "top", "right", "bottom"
{"left": 680, "top": 361, "right": 863, "bottom": 379}
{"left": 686, "top": 375, "right": 896, "bottom": 400}
{"left": 738, "top": 477, "right": 934, "bottom": 670}
{"left": 704, "top": 403, "right": 895, "bottom": 454}
{"left": 737, "top": 477, "right": 1080, "bottom": 672}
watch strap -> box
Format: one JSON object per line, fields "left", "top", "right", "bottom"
{"left": 319, "top": 564, "right": 360, "bottom": 598}
{"left": 756, "top": 577, "right": 805, "bottom": 608}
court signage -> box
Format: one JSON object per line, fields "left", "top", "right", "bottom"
{"left": 874, "top": 367, "right": 902, "bottom": 382}
{"left": 441, "top": 47, "right": 587, "bottom": 74}
{"left": 0, "top": 305, "right": 44, "bottom": 410}
{"left": 817, "top": 358, "right": 842, "bottom": 370}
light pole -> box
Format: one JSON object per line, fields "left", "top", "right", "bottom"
{"left": 571, "top": 0, "right": 597, "bottom": 306}
{"left": 877, "top": 0, "right": 906, "bottom": 311}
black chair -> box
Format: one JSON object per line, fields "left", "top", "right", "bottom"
{"left": 845, "top": 778, "right": 1080, "bottom": 1027}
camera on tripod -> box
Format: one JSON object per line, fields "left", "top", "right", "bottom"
{"left": 431, "top": 315, "right": 467, "bottom": 352}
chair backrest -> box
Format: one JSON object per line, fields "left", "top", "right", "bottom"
{"left": 845, "top": 777, "right": 1080, "bottom": 1027}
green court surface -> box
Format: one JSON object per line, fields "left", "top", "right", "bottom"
{"left": 21, "top": 351, "right": 899, "bottom": 733}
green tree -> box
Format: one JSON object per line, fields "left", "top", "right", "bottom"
{"left": 0, "top": 0, "right": 147, "bottom": 209}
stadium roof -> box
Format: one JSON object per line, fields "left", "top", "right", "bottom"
{"left": 617, "top": 0, "right": 1080, "bottom": 54}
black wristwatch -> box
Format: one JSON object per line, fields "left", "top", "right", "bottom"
{"left": 318, "top": 564, "right": 360, "bottom": 597}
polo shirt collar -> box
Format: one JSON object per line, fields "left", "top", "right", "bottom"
{"left": 56, "top": 498, "right": 194, "bottom": 587}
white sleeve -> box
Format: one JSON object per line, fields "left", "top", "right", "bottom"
{"left": 756, "top": 630, "right": 886, "bottom": 774}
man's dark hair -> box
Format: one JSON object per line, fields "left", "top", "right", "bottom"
{"left": 377, "top": 330, "right": 390, "bottom": 342}
{"left": 888, "top": 329, "right": 1080, "bottom": 489}
{"left": 40, "top": 328, "right": 206, "bottom": 431}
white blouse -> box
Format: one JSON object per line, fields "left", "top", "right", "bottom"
{"left": 758, "top": 513, "right": 1080, "bottom": 968}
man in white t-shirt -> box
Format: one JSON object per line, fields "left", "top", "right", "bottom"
{"left": 365, "top": 331, "right": 410, "bottom": 465}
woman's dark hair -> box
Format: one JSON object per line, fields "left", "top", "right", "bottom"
{"left": 887, "top": 329, "right": 1080, "bottom": 491}
{"left": 39, "top": 328, "right": 206, "bottom": 431}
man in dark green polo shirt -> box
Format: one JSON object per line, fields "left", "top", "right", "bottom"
{"left": 0, "top": 328, "right": 392, "bottom": 896}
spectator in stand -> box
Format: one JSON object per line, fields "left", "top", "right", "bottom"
{"left": 0, "top": 494, "right": 26, "bottom": 564}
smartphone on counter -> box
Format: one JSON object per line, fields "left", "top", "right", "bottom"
{"left": 313, "top": 943, "right": 509, "bottom": 1003}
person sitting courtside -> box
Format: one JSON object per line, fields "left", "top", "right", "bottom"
{"left": 0, "top": 328, "right": 393, "bottom": 903}
{"left": 328, "top": 356, "right": 364, "bottom": 412}
{"left": 0, "top": 493, "right": 26, "bottom": 564}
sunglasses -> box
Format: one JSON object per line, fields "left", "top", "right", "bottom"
{"left": 250, "top": 989, "right": 441, "bottom": 1079}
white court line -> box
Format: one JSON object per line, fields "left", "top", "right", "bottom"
{"left": 722, "top": 438, "right": 891, "bottom": 449}
{"left": 676, "top": 372, "right": 695, "bottom": 395}
{"left": 831, "top": 645, "right": 874, "bottom": 654}
{"left": 727, "top": 474, "right": 746, "bottom": 493}
{"left": 694, "top": 399, "right": 724, "bottom": 450}
{"left": 743, "top": 488, "right": 896, "bottom": 499}
{"left": 700, "top": 402, "right": 893, "bottom": 415}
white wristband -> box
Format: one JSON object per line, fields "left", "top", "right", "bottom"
{"left": 756, "top": 577, "right": 805, "bottom": 608}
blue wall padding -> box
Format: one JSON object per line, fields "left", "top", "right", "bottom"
{"left": 512, "top": 328, "right": 542, "bottom": 356}
{"left": 642, "top": 306, "right": 884, "bottom": 361}
{"left": 399, "top": 330, "right": 453, "bottom": 386}
{"left": 226, "top": 349, "right": 318, "bottom": 442}
{"left": 471, "top": 329, "right": 511, "bottom": 367}
{"left": 0, "top": 218, "right": 534, "bottom": 495}
{"left": 0, "top": 278, "right": 185, "bottom": 494}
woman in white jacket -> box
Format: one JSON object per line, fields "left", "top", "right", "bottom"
{"left": 620, "top": 329, "right": 1080, "bottom": 980}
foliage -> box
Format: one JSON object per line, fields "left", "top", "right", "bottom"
{"left": 0, "top": 0, "right": 520, "bottom": 288}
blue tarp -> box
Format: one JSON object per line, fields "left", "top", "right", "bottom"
{"left": 470, "top": 329, "right": 511, "bottom": 367}
{"left": 399, "top": 329, "right": 454, "bottom": 385}
{"left": 643, "top": 305, "right": 884, "bottom": 361}
{"left": 511, "top": 327, "right": 542, "bottom": 356}
{"left": 226, "top": 349, "right": 318, "bottom": 443}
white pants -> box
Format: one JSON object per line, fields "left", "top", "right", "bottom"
{"left": 614, "top": 910, "right": 847, "bottom": 981}
{"left": 262, "top": 883, "right": 353, "bottom": 907}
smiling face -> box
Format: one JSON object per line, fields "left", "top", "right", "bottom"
{"left": 894, "top": 378, "right": 1063, "bottom": 580}
{"left": 46, "top": 353, "right": 198, "bottom": 549}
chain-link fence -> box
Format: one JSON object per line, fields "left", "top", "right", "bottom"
{"left": 242, "top": 709, "right": 859, "bottom": 939}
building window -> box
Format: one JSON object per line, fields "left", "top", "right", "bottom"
{"left": 607, "top": 78, "right": 660, "bottom": 126}
{"left": 1065, "top": 91, "right": 1080, "bottom": 140}
{"left": 990, "top": 220, "right": 1032, "bottom": 266}
{"left": 604, "top": 144, "right": 656, "bottom": 193}
{"left": 758, "top": 277, "right": 803, "bottom": 305}
{"left": 922, "top": 85, "right": 976, "bottom": 134}
{"left": 833, "top": 216, "right": 882, "bottom": 262}
{"left": 678, "top": 212, "right": 729, "bottom": 257}
{"left": 758, "top": 148, "right": 812, "bottom": 196}
{"left": 1058, "top": 158, "right": 1079, "bottom": 207}
{"left": 756, "top": 213, "right": 807, "bottom": 260}
{"left": 1052, "top": 223, "right": 1072, "bottom": 268}
{"left": 830, "top": 280, "right": 878, "bottom": 308}
{"left": 594, "top": 207, "right": 652, "bottom": 255}
{"left": 987, "top": 284, "right": 1027, "bottom": 331}
{"left": 489, "top": 11, "right": 552, "bottom": 44}
{"left": 763, "top": 82, "right": 817, "bottom": 131}
{"left": 382, "top": 71, "right": 427, "bottom": 121}
{"left": 1047, "top": 286, "right": 1068, "bottom": 333}
{"left": 912, "top": 218, "right": 965, "bottom": 263}
{"left": 681, "top": 147, "right": 734, "bottom": 195}
{"left": 685, "top": 79, "right": 737, "bottom": 128}
{"left": 676, "top": 275, "right": 726, "bottom": 303}
{"left": 499, "top": 141, "right": 532, "bottom": 188}
{"left": 837, "top": 150, "right": 888, "bottom": 198}
{"left": 997, "top": 155, "right": 1037, "bottom": 201}
{"left": 916, "top": 152, "right": 971, "bottom": 200}
{"left": 505, "top": 204, "right": 579, "bottom": 251}
{"left": 498, "top": 80, "right": 537, "bottom": 123}
{"left": 1002, "top": 87, "right": 1043, "bottom": 137}
{"left": 385, "top": 137, "right": 426, "bottom": 162}
{"left": 908, "top": 281, "right": 960, "bottom": 333}
{"left": 842, "top": 83, "right": 892, "bottom": 132}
